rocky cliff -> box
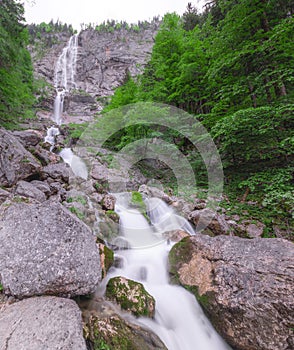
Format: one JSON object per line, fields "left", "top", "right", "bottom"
{"left": 29, "top": 24, "right": 159, "bottom": 119}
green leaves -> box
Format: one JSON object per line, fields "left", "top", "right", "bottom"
{"left": 0, "top": 0, "right": 34, "bottom": 127}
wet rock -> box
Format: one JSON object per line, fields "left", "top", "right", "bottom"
{"left": 83, "top": 303, "right": 166, "bottom": 350}
{"left": 163, "top": 229, "right": 189, "bottom": 243}
{"left": 101, "top": 194, "right": 116, "bottom": 211}
{"left": 0, "top": 201, "right": 101, "bottom": 298}
{"left": 0, "top": 296, "right": 87, "bottom": 350}
{"left": 169, "top": 235, "right": 294, "bottom": 350}
{"left": 15, "top": 180, "right": 47, "bottom": 202}
{"left": 139, "top": 184, "right": 172, "bottom": 204}
{"left": 106, "top": 276, "right": 155, "bottom": 318}
{"left": 188, "top": 208, "right": 230, "bottom": 235}
{"left": 97, "top": 242, "right": 114, "bottom": 278}
{"left": 12, "top": 129, "right": 43, "bottom": 147}
{"left": 0, "top": 129, "right": 41, "bottom": 187}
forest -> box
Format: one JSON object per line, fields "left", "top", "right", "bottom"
{"left": 0, "top": 0, "right": 293, "bottom": 237}
{"left": 104, "top": 0, "right": 294, "bottom": 236}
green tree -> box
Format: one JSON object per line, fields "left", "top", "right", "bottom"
{"left": 0, "top": 0, "right": 35, "bottom": 127}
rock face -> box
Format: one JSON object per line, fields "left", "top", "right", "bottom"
{"left": 106, "top": 276, "right": 155, "bottom": 318}
{"left": 0, "top": 296, "right": 87, "bottom": 350}
{"left": 0, "top": 129, "right": 41, "bottom": 187}
{"left": 0, "top": 200, "right": 101, "bottom": 297}
{"left": 169, "top": 235, "right": 294, "bottom": 350}
{"left": 30, "top": 25, "right": 159, "bottom": 119}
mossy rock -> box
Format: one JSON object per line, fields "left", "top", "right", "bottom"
{"left": 106, "top": 276, "right": 155, "bottom": 318}
{"left": 97, "top": 241, "right": 114, "bottom": 279}
{"left": 168, "top": 236, "right": 194, "bottom": 284}
{"left": 105, "top": 210, "right": 120, "bottom": 223}
{"left": 84, "top": 313, "right": 167, "bottom": 350}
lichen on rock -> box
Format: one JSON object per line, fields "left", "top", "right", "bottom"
{"left": 106, "top": 276, "right": 155, "bottom": 318}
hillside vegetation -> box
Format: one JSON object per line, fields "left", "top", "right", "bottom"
{"left": 104, "top": 1, "right": 294, "bottom": 236}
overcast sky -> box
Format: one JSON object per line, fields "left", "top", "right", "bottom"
{"left": 23, "top": 0, "right": 206, "bottom": 29}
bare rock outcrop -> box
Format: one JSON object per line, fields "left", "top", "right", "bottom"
{"left": 169, "top": 235, "right": 294, "bottom": 350}
{"left": 0, "top": 296, "right": 87, "bottom": 350}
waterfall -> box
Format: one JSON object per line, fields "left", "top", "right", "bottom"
{"left": 43, "top": 34, "right": 88, "bottom": 179}
{"left": 104, "top": 194, "right": 231, "bottom": 350}
{"left": 53, "top": 34, "right": 79, "bottom": 125}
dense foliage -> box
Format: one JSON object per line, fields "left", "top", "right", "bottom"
{"left": 0, "top": 0, "right": 35, "bottom": 127}
{"left": 105, "top": 0, "right": 294, "bottom": 233}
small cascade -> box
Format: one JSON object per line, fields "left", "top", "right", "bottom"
{"left": 103, "top": 194, "right": 231, "bottom": 350}
{"left": 59, "top": 148, "right": 88, "bottom": 179}
{"left": 147, "top": 197, "right": 195, "bottom": 236}
{"left": 44, "top": 126, "right": 60, "bottom": 151}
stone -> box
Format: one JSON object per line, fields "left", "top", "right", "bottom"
{"left": 12, "top": 129, "right": 43, "bottom": 147}
{"left": 0, "top": 201, "right": 101, "bottom": 298}
{"left": 169, "top": 235, "right": 294, "bottom": 350}
{"left": 106, "top": 276, "right": 155, "bottom": 318}
{"left": 0, "top": 296, "right": 87, "bottom": 350}
{"left": 188, "top": 208, "right": 230, "bottom": 235}
{"left": 163, "top": 229, "right": 189, "bottom": 243}
{"left": 83, "top": 301, "right": 166, "bottom": 350}
{"left": 97, "top": 242, "right": 114, "bottom": 278}
{"left": 30, "top": 180, "right": 51, "bottom": 196}
{"left": 0, "top": 188, "right": 11, "bottom": 204}
{"left": 15, "top": 180, "right": 47, "bottom": 202}
{"left": 41, "top": 162, "right": 71, "bottom": 183}
{"left": 0, "top": 128, "right": 41, "bottom": 187}
{"left": 101, "top": 193, "right": 116, "bottom": 211}
{"left": 31, "top": 145, "right": 61, "bottom": 165}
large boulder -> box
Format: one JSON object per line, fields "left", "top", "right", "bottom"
{"left": 169, "top": 235, "right": 294, "bottom": 350}
{"left": 0, "top": 296, "right": 87, "bottom": 350}
{"left": 106, "top": 276, "right": 155, "bottom": 318}
{"left": 0, "top": 201, "right": 101, "bottom": 297}
{"left": 0, "top": 129, "right": 41, "bottom": 187}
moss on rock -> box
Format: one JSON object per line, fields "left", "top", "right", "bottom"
{"left": 83, "top": 312, "right": 167, "bottom": 350}
{"left": 106, "top": 276, "right": 155, "bottom": 318}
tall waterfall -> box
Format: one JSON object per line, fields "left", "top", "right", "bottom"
{"left": 53, "top": 34, "right": 79, "bottom": 125}
{"left": 104, "top": 194, "right": 231, "bottom": 350}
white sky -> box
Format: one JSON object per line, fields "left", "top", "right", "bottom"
{"left": 23, "top": 0, "right": 206, "bottom": 30}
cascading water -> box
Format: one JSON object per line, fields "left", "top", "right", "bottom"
{"left": 43, "top": 34, "right": 87, "bottom": 178}
{"left": 53, "top": 34, "right": 79, "bottom": 125}
{"left": 103, "top": 194, "right": 231, "bottom": 350}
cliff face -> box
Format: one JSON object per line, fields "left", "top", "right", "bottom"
{"left": 29, "top": 25, "right": 159, "bottom": 118}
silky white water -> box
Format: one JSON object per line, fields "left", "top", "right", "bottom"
{"left": 53, "top": 34, "right": 79, "bottom": 125}
{"left": 59, "top": 148, "right": 88, "bottom": 179}
{"left": 105, "top": 194, "right": 231, "bottom": 350}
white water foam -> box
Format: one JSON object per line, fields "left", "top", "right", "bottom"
{"left": 104, "top": 194, "right": 231, "bottom": 350}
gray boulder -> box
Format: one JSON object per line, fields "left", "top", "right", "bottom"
{"left": 0, "top": 128, "right": 41, "bottom": 187}
{"left": 169, "top": 235, "right": 294, "bottom": 350}
{"left": 0, "top": 296, "right": 87, "bottom": 350}
{"left": 41, "top": 162, "right": 71, "bottom": 183}
{"left": 0, "top": 201, "right": 101, "bottom": 297}
{"left": 12, "top": 129, "right": 43, "bottom": 147}
{"left": 15, "top": 180, "right": 47, "bottom": 202}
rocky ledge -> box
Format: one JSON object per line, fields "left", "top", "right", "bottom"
{"left": 169, "top": 234, "right": 294, "bottom": 350}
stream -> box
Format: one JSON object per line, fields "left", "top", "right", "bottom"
{"left": 97, "top": 193, "right": 231, "bottom": 350}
